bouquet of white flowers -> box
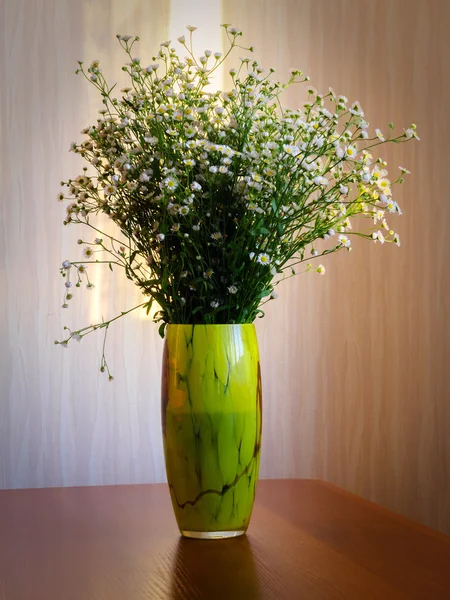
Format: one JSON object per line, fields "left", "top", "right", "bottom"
{"left": 56, "top": 25, "right": 418, "bottom": 378}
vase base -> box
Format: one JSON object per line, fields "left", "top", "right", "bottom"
{"left": 181, "top": 529, "right": 246, "bottom": 540}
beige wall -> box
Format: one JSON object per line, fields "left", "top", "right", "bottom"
{"left": 1, "top": 0, "right": 449, "bottom": 534}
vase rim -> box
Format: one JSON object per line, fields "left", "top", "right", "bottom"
{"left": 167, "top": 323, "right": 255, "bottom": 327}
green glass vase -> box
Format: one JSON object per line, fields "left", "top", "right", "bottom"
{"left": 161, "top": 324, "right": 262, "bottom": 539}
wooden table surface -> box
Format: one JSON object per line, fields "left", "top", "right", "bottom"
{"left": 0, "top": 479, "right": 449, "bottom": 600}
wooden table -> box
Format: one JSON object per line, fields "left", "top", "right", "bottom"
{"left": 0, "top": 479, "right": 449, "bottom": 599}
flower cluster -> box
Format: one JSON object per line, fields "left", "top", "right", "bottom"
{"left": 56, "top": 25, "right": 418, "bottom": 373}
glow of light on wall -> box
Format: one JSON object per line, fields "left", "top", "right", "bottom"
{"left": 169, "top": 0, "right": 224, "bottom": 93}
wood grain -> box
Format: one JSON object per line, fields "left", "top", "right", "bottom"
{"left": 1, "top": 0, "right": 449, "bottom": 537}
{"left": 0, "top": 480, "right": 449, "bottom": 600}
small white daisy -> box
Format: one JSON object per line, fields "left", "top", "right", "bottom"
{"left": 349, "top": 101, "right": 364, "bottom": 116}
{"left": 317, "top": 265, "right": 326, "bottom": 275}
{"left": 338, "top": 235, "right": 351, "bottom": 248}
{"left": 257, "top": 252, "right": 271, "bottom": 265}
{"left": 377, "top": 178, "right": 391, "bottom": 194}
{"left": 283, "top": 144, "right": 300, "bottom": 157}
{"left": 164, "top": 176, "right": 179, "bottom": 190}
{"left": 385, "top": 199, "right": 397, "bottom": 212}
{"left": 404, "top": 127, "right": 420, "bottom": 140}
{"left": 373, "top": 210, "right": 385, "bottom": 224}
{"left": 372, "top": 231, "right": 385, "bottom": 244}
{"left": 185, "top": 126, "right": 196, "bottom": 138}
{"left": 345, "top": 145, "right": 357, "bottom": 159}
{"left": 104, "top": 184, "right": 116, "bottom": 196}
